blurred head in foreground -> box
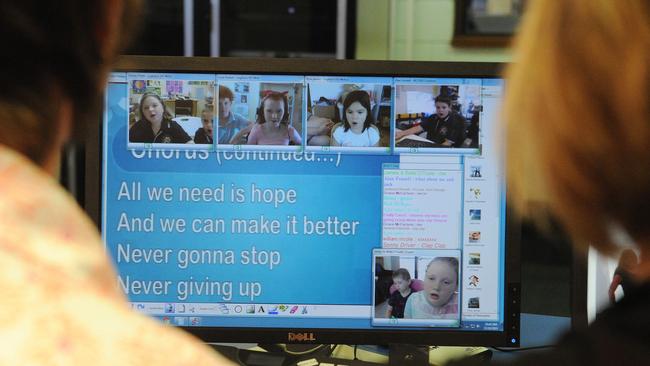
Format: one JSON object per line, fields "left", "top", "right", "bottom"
{"left": 0, "top": 0, "right": 140, "bottom": 172}
{"left": 504, "top": 0, "right": 650, "bottom": 266}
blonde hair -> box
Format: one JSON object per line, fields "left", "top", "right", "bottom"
{"left": 504, "top": 0, "right": 650, "bottom": 254}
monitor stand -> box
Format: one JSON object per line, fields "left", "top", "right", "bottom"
{"left": 257, "top": 343, "right": 429, "bottom": 365}
{"left": 210, "top": 343, "right": 486, "bottom": 366}
{"left": 386, "top": 344, "right": 429, "bottom": 366}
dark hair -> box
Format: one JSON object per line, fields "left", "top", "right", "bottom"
{"left": 342, "top": 90, "right": 373, "bottom": 132}
{"left": 219, "top": 85, "right": 234, "bottom": 101}
{"left": 427, "top": 257, "right": 459, "bottom": 284}
{"left": 392, "top": 268, "right": 412, "bottom": 281}
{"left": 0, "top": 0, "right": 140, "bottom": 165}
{"left": 138, "top": 93, "right": 173, "bottom": 123}
{"left": 434, "top": 95, "right": 452, "bottom": 107}
{"left": 256, "top": 92, "right": 289, "bottom": 124}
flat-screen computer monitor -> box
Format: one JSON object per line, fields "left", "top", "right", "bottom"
{"left": 86, "top": 56, "right": 520, "bottom": 348}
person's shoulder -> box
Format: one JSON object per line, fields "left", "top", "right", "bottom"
{"left": 404, "top": 292, "right": 414, "bottom": 307}
{"left": 129, "top": 120, "right": 150, "bottom": 141}
{"left": 194, "top": 128, "right": 208, "bottom": 143}
{"left": 486, "top": 294, "right": 650, "bottom": 366}
{"left": 404, "top": 291, "right": 423, "bottom": 311}
{"left": 131, "top": 119, "right": 147, "bottom": 127}
{"left": 407, "top": 290, "right": 422, "bottom": 303}
{"left": 368, "top": 125, "right": 380, "bottom": 137}
{"left": 498, "top": 326, "right": 645, "bottom": 366}
{"left": 598, "top": 283, "right": 650, "bottom": 330}
{"left": 168, "top": 119, "right": 185, "bottom": 130}
{"left": 420, "top": 115, "right": 435, "bottom": 126}
{"left": 449, "top": 323, "right": 635, "bottom": 366}
{"left": 450, "top": 112, "right": 467, "bottom": 123}
{"left": 250, "top": 123, "right": 262, "bottom": 132}
{"left": 331, "top": 123, "right": 345, "bottom": 135}
{"left": 130, "top": 119, "right": 148, "bottom": 132}
{"left": 166, "top": 119, "right": 190, "bottom": 138}
{"left": 75, "top": 292, "right": 233, "bottom": 365}
{"left": 247, "top": 123, "right": 262, "bottom": 138}
{"left": 232, "top": 112, "right": 249, "bottom": 125}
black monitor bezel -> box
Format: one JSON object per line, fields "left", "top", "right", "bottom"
{"left": 85, "top": 55, "right": 520, "bottom": 347}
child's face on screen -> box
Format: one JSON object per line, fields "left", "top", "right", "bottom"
{"left": 202, "top": 112, "right": 213, "bottom": 135}
{"left": 393, "top": 276, "right": 410, "bottom": 293}
{"left": 435, "top": 101, "right": 451, "bottom": 119}
{"left": 345, "top": 101, "right": 367, "bottom": 133}
{"left": 263, "top": 98, "right": 285, "bottom": 127}
{"left": 141, "top": 96, "right": 164, "bottom": 124}
{"left": 219, "top": 98, "right": 232, "bottom": 119}
{"left": 423, "top": 260, "right": 457, "bottom": 307}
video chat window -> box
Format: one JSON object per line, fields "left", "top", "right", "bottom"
{"left": 372, "top": 249, "right": 461, "bottom": 328}
{"left": 216, "top": 74, "right": 304, "bottom": 151}
{"left": 127, "top": 73, "right": 216, "bottom": 149}
{"left": 306, "top": 76, "right": 392, "bottom": 154}
{"left": 394, "top": 79, "right": 482, "bottom": 154}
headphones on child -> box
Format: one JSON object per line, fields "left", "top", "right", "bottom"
{"left": 256, "top": 91, "right": 290, "bottom": 124}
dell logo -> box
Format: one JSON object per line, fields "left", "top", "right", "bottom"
{"left": 288, "top": 332, "right": 316, "bottom": 342}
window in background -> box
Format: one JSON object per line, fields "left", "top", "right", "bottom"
{"left": 124, "top": 0, "right": 356, "bottom": 59}
{"left": 126, "top": 1, "right": 185, "bottom": 56}
{"left": 220, "top": 0, "right": 335, "bottom": 58}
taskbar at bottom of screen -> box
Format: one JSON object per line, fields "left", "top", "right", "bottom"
{"left": 147, "top": 315, "right": 503, "bottom": 332}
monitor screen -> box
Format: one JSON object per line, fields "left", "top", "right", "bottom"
{"left": 96, "top": 56, "right": 519, "bottom": 346}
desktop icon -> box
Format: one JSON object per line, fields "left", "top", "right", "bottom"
{"left": 218, "top": 304, "right": 229, "bottom": 315}
{"left": 190, "top": 317, "right": 201, "bottom": 326}
{"left": 269, "top": 306, "right": 279, "bottom": 315}
{"left": 174, "top": 317, "right": 188, "bottom": 326}
{"left": 289, "top": 306, "right": 299, "bottom": 314}
{"left": 469, "top": 187, "right": 481, "bottom": 199}
{"left": 246, "top": 305, "right": 256, "bottom": 314}
{"left": 468, "top": 275, "right": 480, "bottom": 287}
{"left": 164, "top": 303, "right": 175, "bottom": 313}
{"left": 234, "top": 305, "right": 243, "bottom": 313}
{"left": 469, "top": 209, "right": 481, "bottom": 221}
{"left": 258, "top": 306, "right": 265, "bottom": 314}
{"left": 162, "top": 316, "right": 171, "bottom": 324}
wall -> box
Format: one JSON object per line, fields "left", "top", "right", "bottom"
{"left": 356, "top": 0, "right": 512, "bottom": 62}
